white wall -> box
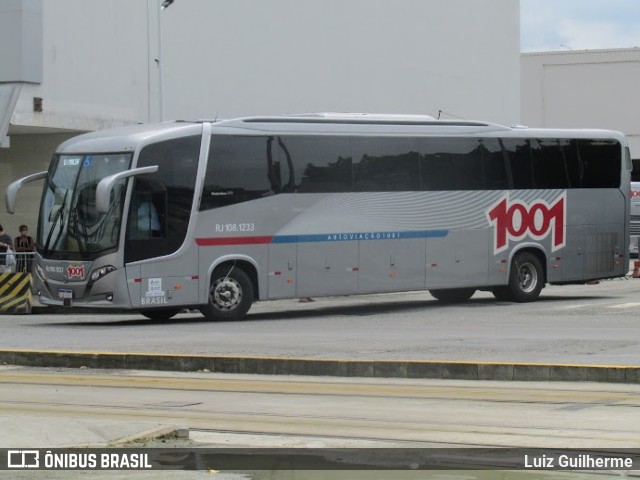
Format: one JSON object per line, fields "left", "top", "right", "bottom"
{"left": 0, "top": 0, "right": 42, "bottom": 83}
{"left": 162, "top": 0, "right": 520, "bottom": 125}
{"left": 10, "top": 0, "right": 154, "bottom": 131}
{"left": 521, "top": 48, "right": 640, "bottom": 157}
{"left": 7, "top": 0, "right": 521, "bottom": 130}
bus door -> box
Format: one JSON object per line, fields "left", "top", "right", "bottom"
{"left": 124, "top": 135, "right": 201, "bottom": 309}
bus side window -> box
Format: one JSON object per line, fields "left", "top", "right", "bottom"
{"left": 125, "top": 135, "right": 199, "bottom": 263}
{"left": 502, "top": 139, "right": 534, "bottom": 189}
{"left": 579, "top": 139, "right": 621, "bottom": 188}
{"left": 129, "top": 187, "right": 166, "bottom": 239}
{"left": 419, "top": 138, "right": 485, "bottom": 191}
{"left": 481, "top": 138, "right": 509, "bottom": 190}
{"left": 351, "top": 137, "right": 419, "bottom": 192}
{"left": 280, "top": 136, "right": 352, "bottom": 193}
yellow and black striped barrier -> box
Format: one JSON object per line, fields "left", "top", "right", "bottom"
{"left": 0, "top": 273, "right": 32, "bottom": 314}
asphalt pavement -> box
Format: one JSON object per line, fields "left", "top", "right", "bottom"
{"left": 2, "top": 267, "right": 640, "bottom": 466}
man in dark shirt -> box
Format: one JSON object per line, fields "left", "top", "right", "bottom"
{"left": 0, "top": 224, "right": 13, "bottom": 272}
{"left": 14, "top": 224, "right": 35, "bottom": 272}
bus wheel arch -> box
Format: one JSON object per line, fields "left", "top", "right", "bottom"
{"left": 200, "top": 260, "right": 257, "bottom": 321}
{"left": 498, "top": 247, "right": 547, "bottom": 302}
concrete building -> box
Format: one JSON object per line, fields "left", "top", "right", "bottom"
{"left": 521, "top": 47, "right": 640, "bottom": 160}
{"left": 0, "top": 0, "right": 520, "bottom": 234}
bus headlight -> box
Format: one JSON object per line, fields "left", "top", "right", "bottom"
{"left": 90, "top": 266, "right": 116, "bottom": 282}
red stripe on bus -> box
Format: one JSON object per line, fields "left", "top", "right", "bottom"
{"left": 196, "top": 236, "right": 274, "bottom": 246}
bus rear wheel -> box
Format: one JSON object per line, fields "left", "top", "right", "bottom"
{"left": 139, "top": 308, "right": 181, "bottom": 321}
{"left": 200, "top": 266, "right": 253, "bottom": 321}
{"left": 429, "top": 288, "right": 475, "bottom": 303}
{"left": 503, "top": 251, "right": 544, "bottom": 302}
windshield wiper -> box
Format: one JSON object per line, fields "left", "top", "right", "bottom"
{"left": 43, "top": 190, "right": 68, "bottom": 255}
{"left": 69, "top": 209, "right": 87, "bottom": 258}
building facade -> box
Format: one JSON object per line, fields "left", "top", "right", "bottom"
{"left": 0, "top": 0, "right": 520, "bottom": 234}
{"left": 521, "top": 48, "right": 640, "bottom": 159}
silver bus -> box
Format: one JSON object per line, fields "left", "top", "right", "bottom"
{"left": 6, "top": 114, "right": 631, "bottom": 320}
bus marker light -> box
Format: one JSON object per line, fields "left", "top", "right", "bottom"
{"left": 134, "top": 278, "right": 142, "bottom": 283}
{"left": 287, "top": 278, "right": 293, "bottom": 284}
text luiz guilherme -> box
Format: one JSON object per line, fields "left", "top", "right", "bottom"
{"left": 525, "top": 454, "right": 633, "bottom": 469}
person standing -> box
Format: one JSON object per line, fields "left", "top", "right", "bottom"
{"left": 14, "top": 224, "right": 35, "bottom": 273}
{"left": 0, "top": 225, "right": 13, "bottom": 273}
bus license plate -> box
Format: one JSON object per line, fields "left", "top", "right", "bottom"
{"left": 58, "top": 289, "right": 73, "bottom": 299}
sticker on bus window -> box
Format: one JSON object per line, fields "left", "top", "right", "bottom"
{"left": 145, "top": 278, "right": 165, "bottom": 298}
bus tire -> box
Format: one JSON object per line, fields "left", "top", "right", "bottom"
{"left": 429, "top": 288, "right": 475, "bottom": 303}
{"left": 139, "top": 308, "right": 181, "bottom": 321}
{"left": 200, "top": 266, "right": 253, "bottom": 321}
{"left": 505, "top": 251, "right": 544, "bottom": 302}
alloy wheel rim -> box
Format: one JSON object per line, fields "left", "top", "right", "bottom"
{"left": 518, "top": 262, "right": 537, "bottom": 293}
{"left": 211, "top": 277, "right": 242, "bottom": 310}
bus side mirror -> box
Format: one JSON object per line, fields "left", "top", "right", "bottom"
{"left": 5, "top": 171, "right": 47, "bottom": 214}
{"left": 96, "top": 165, "right": 159, "bottom": 213}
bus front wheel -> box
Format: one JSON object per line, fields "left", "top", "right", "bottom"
{"left": 200, "top": 266, "right": 253, "bottom": 321}
{"left": 429, "top": 288, "right": 475, "bottom": 303}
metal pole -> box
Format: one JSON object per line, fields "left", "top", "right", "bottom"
{"left": 158, "top": 0, "right": 164, "bottom": 121}
{"left": 158, "top": 0, "right": 175, "bottom": 122}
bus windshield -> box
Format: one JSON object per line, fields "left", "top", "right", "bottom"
{"left": 38, "top": 153, "right": 132, "bottom": 258}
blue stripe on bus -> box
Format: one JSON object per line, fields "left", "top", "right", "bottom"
{"left": 271, "top": 230, "right": 448, "bottom": 244}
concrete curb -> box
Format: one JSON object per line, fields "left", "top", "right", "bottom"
{"left": 105, "top": 425, "right": 190, "bottom": 447}
{"left": 1, "top": 349, "right": 639, "bottom": 383}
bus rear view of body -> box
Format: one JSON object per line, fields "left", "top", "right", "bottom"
{"left": 6, "top": 114, "right": 631, "bottom": 321}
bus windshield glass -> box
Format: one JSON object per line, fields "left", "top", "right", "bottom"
{"left": 38, "top": 153, "right": 132, "bottom": 258}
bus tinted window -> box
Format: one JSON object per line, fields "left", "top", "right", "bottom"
{"left": 579, "top": 139, "right": 621, "bottom": 188}
{"left": 351, "top": 137, "right": 419, "bottom": 191}
{"left": 419, "top": 138, "right": 485, "bottom": 190}
{"left": 202, "top": 135, "right": 277, "bottom": 210}
{"left": 482, "top": 138, "right": 509, "bottom": 190}
{"left": 502, "top": 139, "right": 533, "bottom": 189}
{"left": 530, "top": 139, "right": 569, "bottom": 188}
{"left": 632, "top": 159, "right": 640, "bottom": 182}
{"left": 278, "top": 136, "right": 352, "bottom": 193}
{"left": 128, "top": 135, "right": 200, "bottom": 261}
{"left": 200, "top": 135, "right": 622, "bottom": 204}
{"left": 504, "top": 137, "right": 620, "bottom": 189}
